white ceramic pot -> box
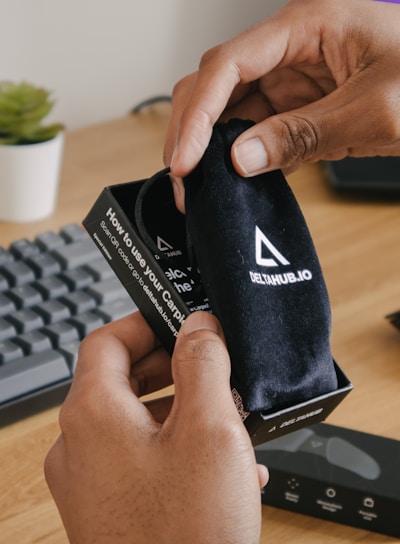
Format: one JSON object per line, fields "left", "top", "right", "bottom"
{"left": 0, "top": 131, "right": 64, "bottom": 222}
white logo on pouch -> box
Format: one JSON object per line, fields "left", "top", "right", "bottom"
{"left": 255, "top": 225, "right": 290, "bottom": 267}
{"left": 250, "top": 226, "right": 313, "bottom": 286}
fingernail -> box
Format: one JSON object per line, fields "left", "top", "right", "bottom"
{"left": 233, "top": 138, "right": 268, "bottom": 176}
{"left": 170, "top": 144, "right": 179, "bottom": 172}
{"left": 170, "top": 174, "right": 182, "bottom": 201}
{"left": 181, "top": 311, "right": 220, "bottom": 336}
{"left": 169, "top": 174, "right": 186, "bottom": 213}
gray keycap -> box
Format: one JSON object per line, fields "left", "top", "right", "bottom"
{"left": 85, "top": 259, "right": 115, "bottom": 281}
{"left": 35, "top": 276, "right": 69, "bottom": 300}
{"left": 59, "top": 340, "right": 81, "bottom": 372}
{"left": 61, "top": 291, "right": 97, "bottom": 315}
{"left": 0, "top": 350, "right": 70, "bottom": 403}
{"left": 27, "top": 253, "right": 62, "bottom": 278}
{"left": 87, "top": 277, "right": 126, "bottom": 304}
{"left": 0, "top": 340, "right": 24, "bottom": 364}
{"left": 96, "top": 298, "right": 137, "bottom": 322}
{"left": 0, "top": 247, "right": 14, "bottom": 266}
{"left": 0, "top": 319, "right": 17, "bottom": 341}
{"left": 34, "top": 300, "right": 71, "bottom": 324}
{"left": 6, "top": 309, "right": 44, "bottom": 334}
{"left": 60, "top": 223, "right": 88, "bottom": 243}
{"left": 1, "top": 261, "right": 36, "bottom": 287}
{"left": 14, "top": 330, "right": 53, "bottom": 354}
{"left": 10, "top": 239, "right": 40, "bottom": 260}
{"left": 35, "top": 230, "right": 66, "bottom": 252}
{"left": 0, "top": 293, "right": 16, "bottom": 316}
{"left": 69, "top": 311, "right": 104, "bottom": 337}
{"left": 52, "top": 239, "right": 100, "bottom": 270}
{"left": 0, "top": 273, "right": 9, "bottom": 292}
{"left": 42, "top": 322, "right": 80, "bottom": 347}
{"left": 7, "top": 285, "right": 42, "bottom": 309}
{"left": 60, "top": 267, "right": 94, "bottom": 290}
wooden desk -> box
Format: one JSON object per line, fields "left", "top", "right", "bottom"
{"left": 0, "top": 108, "right": 399, "bottom": 543}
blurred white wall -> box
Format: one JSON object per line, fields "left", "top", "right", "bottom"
{"left": 2, "top": 0, "right": 286, "bottom": 130}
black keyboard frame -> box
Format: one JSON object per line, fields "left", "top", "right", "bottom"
{"left": 0, "top": 376, "right": 72, "bottom": 426}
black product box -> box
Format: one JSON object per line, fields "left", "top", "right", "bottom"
{"left": 83, "top": 173, "right": 352, "bottom": 446}
{"left": 255, "top": 423, "right": 400, "bottom": 538}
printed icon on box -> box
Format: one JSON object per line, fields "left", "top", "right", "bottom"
{"left": 363, "top": 497, "right": 375, "bottom": 508}
{"left": 287, "top": 478, "right": 299, "bottom": 491}
{"left": 326, "top": 487, "right": 336, "bottom": 498}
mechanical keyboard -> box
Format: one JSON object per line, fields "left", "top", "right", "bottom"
{"left": 0, "top": 223, "right": 137, "bottom": 427}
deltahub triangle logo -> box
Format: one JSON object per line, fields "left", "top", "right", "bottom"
{"left": 157, "top": 236, "right": 174, "bottom": 252}
{"left": 155, "top": 235, "right": 183, "bottom": 259}
{"left": 255, "top": 225, "right": 290, "bottom": 267}
{"left": 250, "top": 226, "right": 312, "bottom": 286}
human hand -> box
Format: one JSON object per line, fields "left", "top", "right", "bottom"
{"left": 45, "top": 311, "right": 268, "bottom": 544}
{"left": 165, "top": 0, "right": 400, "bottom": 212}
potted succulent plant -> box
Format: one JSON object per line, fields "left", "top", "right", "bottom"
{"left": 0, "top": 81, "right": 64, "bottom": 222}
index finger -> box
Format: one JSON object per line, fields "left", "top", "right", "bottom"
{"left": 169, "top": 14, "right": 292, "bottom": 177}
{"left": 169, "top": 59, "right": 240, "bottom": 177}
{"left": 65, "top": 312, "right": 165, "bottom": 427}
{"left": 75, "top": 311, "right": 159, "bottom": 382}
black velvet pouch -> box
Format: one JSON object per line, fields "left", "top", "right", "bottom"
{"left": 183, "top": 119, "right": 338, "bottom": 413}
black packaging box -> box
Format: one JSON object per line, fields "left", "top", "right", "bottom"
{"left": 255, "top": 423, "right": 400, "bottom": 538}
{"left": 83, "top": 173, "right": 352, "bottom": 446}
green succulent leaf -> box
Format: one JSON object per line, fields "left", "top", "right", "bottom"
{"left": 26, "top": 123, "right": 64, "bottom": 143}
{"left": 0, "top": 81, "right": 63, "bottom": 145}
{"left": 0, "top": 135, "right": 19, "bottom": 145}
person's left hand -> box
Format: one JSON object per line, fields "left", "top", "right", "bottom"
{"left": 45, "top": 310, "right": 268, "bottom": 544}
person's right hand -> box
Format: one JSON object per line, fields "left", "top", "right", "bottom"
{"left": 165, "top": 0, "right": 400, "bottom": 212}
{"left": 45, "top": 311, "right": 268, "bottom": 544}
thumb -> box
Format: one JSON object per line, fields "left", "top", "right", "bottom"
{"left": 230, "top": 78, "right": 384, "bottom": 176}
{"left": 169, "top": 311, "right": 240, "bottom": 425}
{"left": 231, "top": 109, "right": 321, "bottom": 176}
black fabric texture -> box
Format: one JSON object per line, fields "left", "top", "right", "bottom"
{"left": 184, "top": 119, "right": 338, "bottom": 413}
